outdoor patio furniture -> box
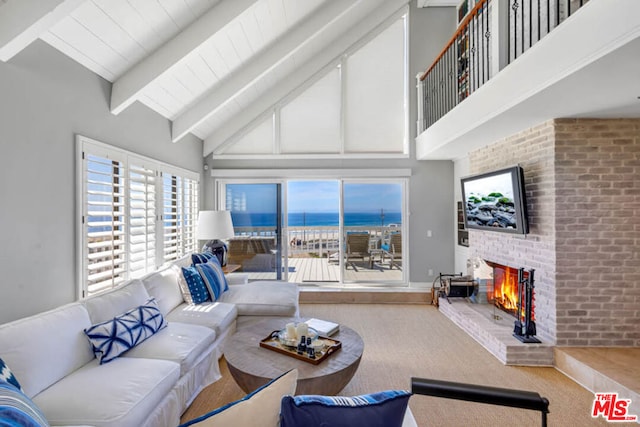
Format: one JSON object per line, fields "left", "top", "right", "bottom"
{"left": 382, "top": 232, "right": 402, "bottom": 269}
{"left": 345, "top": 232, "right": 371, "bottom": 271}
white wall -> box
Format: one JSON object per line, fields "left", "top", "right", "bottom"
{"left": 0, "top": 41, "right": 203, "bottom": 324}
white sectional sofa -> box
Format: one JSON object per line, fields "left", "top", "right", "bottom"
{"left": 0, "top": 255, "right": 299, "bottom": 427}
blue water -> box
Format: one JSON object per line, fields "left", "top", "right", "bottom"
{"left": 231, "top": 211, "right": 402, "bottom": 228}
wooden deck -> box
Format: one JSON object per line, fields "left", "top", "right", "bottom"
{"left": 242, "top": 256, "right": 403, "bottom": 284}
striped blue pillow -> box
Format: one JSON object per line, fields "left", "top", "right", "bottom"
{"left": 84, "top": 298, "right": 167, "bottom": 364}
{"left": 0, "top": 379, "right": 49, "bottom": 427}
{"left": 280, "top": 390, "right": 411, "bottom": 427}
{"left": 195, "top": 262, "right": 227, "bottom": 301}
{"left": 181, "top": 266, "right": 212, "bottom": 304}
{"left": 0, "top": 357, "right": 22, "bottom": 392}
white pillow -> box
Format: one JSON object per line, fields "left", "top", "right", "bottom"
{"left": 179, "top": 369, "right": 298, "bottom": 427}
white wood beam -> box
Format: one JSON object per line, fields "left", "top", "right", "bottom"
{"left": 171, "top": 0, "right": 359, "bottom": 143}
{"left": 203, "top": 0, "right": 410, "bottom": 157}
{"left": 0, "top": 0, "right": 84, "bottom": 62}
{"left": 110, "top": 0, "right": 258, "bottom": 115}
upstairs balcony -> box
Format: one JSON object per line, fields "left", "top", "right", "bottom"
{"left": 415, "top": 0, "right": 640, "bottom": 160}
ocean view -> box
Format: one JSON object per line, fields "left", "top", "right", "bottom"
{"left": 231, "top": 211, "right": 402, "bottom": 228}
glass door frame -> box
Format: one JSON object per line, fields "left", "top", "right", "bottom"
{"left": 216, "top": 179, "right": 289, "bottom": 281}
{"left": 339, "top": 178, "right": 408, "bottom": 286}
{"left": 214, "top": 172, "right": 409, "bottom": 286}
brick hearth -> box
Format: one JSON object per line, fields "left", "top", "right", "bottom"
{"left": 439, "top": 298, "right": 553, "bottom": 366}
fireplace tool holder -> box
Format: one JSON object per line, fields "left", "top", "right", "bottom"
{"left": 513, "top": 268, "right": 541, "bottom": 343}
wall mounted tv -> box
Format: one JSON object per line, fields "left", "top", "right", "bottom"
{"left": 461, "top": 166, "right": 529, "bottom": 234}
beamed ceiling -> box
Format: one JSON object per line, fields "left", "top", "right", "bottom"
{"left": 0, "top": 0, "right": 409, "bottom": 156}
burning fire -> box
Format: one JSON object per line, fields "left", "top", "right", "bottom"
{"left": 494, "top": 267, "right": 519, "bottom": 312}
{"left": 491, "top": 266, "right": 536, "bottom": 322}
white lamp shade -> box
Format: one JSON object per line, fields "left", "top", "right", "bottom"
{"left": 197, "top": 211, "right": 235, "bottom": 240}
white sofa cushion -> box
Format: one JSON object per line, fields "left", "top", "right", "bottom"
{"left": 82, "top": 280, "right": 151, "bottom": 324}
{"left": 33, "top": 357, "right": 179, "bottom": 427}
{"left": 0, "top": 302, "right": 94, "bottom": 398}
{"left": 141, "top": 266, "right": 184, "bottom": 315}
{"left": 219, "top": 282, "right": 299, "bottom": 317}
{"left": 166, "top": 302, "right": 237, "bottom": 338}
{"left": 122, "top": 322, "right": 216, "bottom": 376}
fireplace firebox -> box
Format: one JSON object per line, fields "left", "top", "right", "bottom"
{"left": 486, "top": 261, "right": 540, "bottom": 343}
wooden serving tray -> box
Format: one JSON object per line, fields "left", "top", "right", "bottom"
{"left": 259, "top": 330, "right": 341, "bottom": 365}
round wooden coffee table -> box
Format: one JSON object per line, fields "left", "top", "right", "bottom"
{"left": 224, "top": 317, "right": 364, "bottom": 395}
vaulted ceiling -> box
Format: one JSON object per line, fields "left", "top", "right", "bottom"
{"left": 0, "top": 0, "right": 411, "bottom": 157}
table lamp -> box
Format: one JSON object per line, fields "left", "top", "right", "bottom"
{"left": 197, "top": 210, "right": 235, "bottom": 266}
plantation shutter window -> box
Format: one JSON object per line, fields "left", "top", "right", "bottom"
{"left": 82, "top": 152, "right": 127, "bottom": 295}
{"left": 128, "top": 161, "right": 157, "bottom": 278}
{"left": 78, "top": 135, "right": 199, "bottom": 297}
{"left": 162, "top": 172, "right": 199, "bottom": 262}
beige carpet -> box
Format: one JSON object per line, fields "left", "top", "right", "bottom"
{"left": 182, "top": 304, "right": 608, "bottom": 426}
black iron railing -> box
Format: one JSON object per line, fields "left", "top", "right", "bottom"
{"left": 417, "top": 0, "right": 589, "bottom": 133}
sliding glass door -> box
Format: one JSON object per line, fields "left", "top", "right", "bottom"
{"left": 222, "top": 183, "right": 282, "bottom": 280}
{"left": 217, "top": 177, "right": 406, "bottom": 285}
{"left": 342, "top": 182, "right": 404, "bottom": 284}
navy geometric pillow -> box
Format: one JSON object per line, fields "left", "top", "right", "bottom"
{"left": 280, "top": 390, "right": 412, "bottom": 427}
{"left": 181, "top": 266, "right": 212, "bottom": 303}
{"left": 0, "top": 379, "right": 49, "bottom": 427}
{"left": 191, "top": 251, "right": 215, "bottom": 265}
{"left": 0, "top": 357, "right": 22, "bottom": 392}
{"left": 83, "top": 298, "right": 167, "bottom": 364}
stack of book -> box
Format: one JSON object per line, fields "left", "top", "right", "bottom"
{"left": 304, "top": 318, "right": 340, "bottom": 337}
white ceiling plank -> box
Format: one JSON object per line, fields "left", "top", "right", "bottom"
{"left": 48, "top": 16, "right": 126, "bottom": 78}
{"left": 92, "top": 0, "right": 160, "bottom": 55}
{"left": 227, "top": 19, "right": 255, "bottom": 58}
{"left": 72, "top": 1, "right": 145, "bottom": 65}
{"left": 266, "top": 0, "right": 286, "bottom": 31}
{"left": 243, "top": 10, "right": 266, "bottom": 53}
{"left": 0, "top": 0, "right": 84, "bottom": 61}
{"left": 172, "top": 0, "right": 358, "bottom": 142}
{"left": 203, "top": 0, "right": 410, "bottom": 156}
{"left": 253, "top": 1, "right": 276, "bottom": 42}
{"left": 40, "top": 29, "right": 117, "bottom": 80}
{"left": 110, "top": 0, "right": 258, "bottom": 115}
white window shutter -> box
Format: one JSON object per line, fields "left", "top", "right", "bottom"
{"left": 128, "top": 162, "right": 156, "bottom": 278}
{"left": 82, "top": 152, "right": 128, "bottom": 295}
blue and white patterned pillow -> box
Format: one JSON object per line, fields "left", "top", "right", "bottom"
{"left": 280, "top": 390, "right": 411, "bottom": 427}
{"left": 84, "top": 298, "right": 167, "bottom": 364}
{"left": 191, "top": 251, "right": 215, "bottom": 265}
{"left": 0, "top": 379, "right": 49, "bottom": 427}
{"left": 0, "top": 357, "right": 22, "bottom": 392}
{"left": 195, "top": 262, "right": 227, "bottom": 301}
{"left": 181, "top": 266, "right": 212, "bottom": 303}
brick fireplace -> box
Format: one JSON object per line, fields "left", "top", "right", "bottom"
{"left": 444, "top": 118, "right": 640, "bottom": 365}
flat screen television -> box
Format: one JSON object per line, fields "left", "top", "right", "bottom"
{"left": 461, "top": 166, "right": 529, "bottom": 234}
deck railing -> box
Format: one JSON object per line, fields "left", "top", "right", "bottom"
{"left": 417, "top": 0, "right": 589, "bottom": 133}
{"left": 232, "top": 226, "right": 397, "bottom": 258}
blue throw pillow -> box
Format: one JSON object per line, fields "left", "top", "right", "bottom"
{"left": 280, "top": 390, "right": 411, "bottom": 427}
{"left": 196, "top": 262, "right": 227, "bottom": 301}
{"left": 0, "top": 379, "right": 49, "bottom": 427}
{"left": 181, "top": 266, "right": 212, "bottom": 303}
{"left": 84, "top": 298, "right": 167, "bottom": 364}
{"left": 191, "top": 251, "right": 215, "bottom": 265}
{"left": 0, "top": 357, "right": 22, "bottom": 392}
